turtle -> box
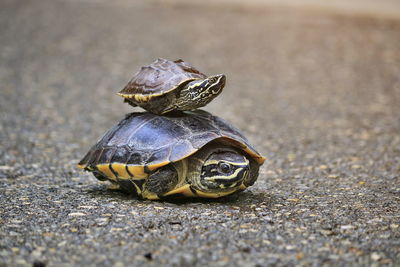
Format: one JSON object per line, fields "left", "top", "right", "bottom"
{"left": 118, "top": 58, "right": 226, "bottom": 115}
{"left": 77, "top": 110, "right": 265, "bottom": 200}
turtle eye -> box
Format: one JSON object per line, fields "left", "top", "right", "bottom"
{"left": 218, "top": 162, "right": 232, "bottom": 174}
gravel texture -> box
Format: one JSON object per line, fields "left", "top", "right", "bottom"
{"left": 1, "top": 0, "right": 399, "bottom": 266}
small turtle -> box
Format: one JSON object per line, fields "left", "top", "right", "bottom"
{"left": 118, "top": 58, "right": 226, "bottom": 114}
{"left": 78, "top": 110, "right": 265, "bottom": 200}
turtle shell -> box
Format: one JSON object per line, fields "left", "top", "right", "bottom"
{"left": 118, "top": 58, "right": 207, "bottom": 101}
{"left": 78, "top": 110, "right": 265, "bottom": 180}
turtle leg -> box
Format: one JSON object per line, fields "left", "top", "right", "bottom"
{"left": 144, "top": 165, "right": 178, "bottom": 197}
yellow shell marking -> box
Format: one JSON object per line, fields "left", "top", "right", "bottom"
{"left": 111, "top": 163, "right": 130, "bottom": 179}
{"left": 77, "top": 164, "right": 85, "bottom": 169}
{"left": 162, "top": 185, "right": 238, "bottom": 198}
{"left": 163, "top": 184, "right": 195, "bottom": 197}
{"left": 116, "top": 93, "right": 153, "bottom": 102}
{"left": 243, "top": 146, "right": 266, "bottom": 164}
{"left": 127, "top": 165, "right": 148, "bottom": 179}
{"left": 117, "top": 92, "right": 133, "bottom": 98}
{"left": 147, "top": 161, "right": 170, "bottom": 172}
{"left": 194, "top": 189, "right": 237, "bottom": 198}
{"left": 117, "top": 79, "right": 197, "bottom": 101}
{"left": 142, "top": 191, "right": 160, "bottom": 200}
{"left": 97, "top": 164, "right": 117, "bottom": 181}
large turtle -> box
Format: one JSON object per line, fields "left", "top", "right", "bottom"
{"left": 78, "top": 110, "right": 265, "bottom": 200}
{"left": 118, "top": 58, "right": 226, "bottom": 115}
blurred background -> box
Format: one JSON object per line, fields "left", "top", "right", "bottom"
{"left": 2, "top": 0, "right": 399, "bottom": 168}
{"left": 1, "top": 0, "right": 399, "bottom": 266}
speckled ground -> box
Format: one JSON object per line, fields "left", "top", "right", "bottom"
{"left": 1, "top": 0, "right": 399, "bottom": 266}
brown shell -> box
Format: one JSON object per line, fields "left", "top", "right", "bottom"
{"left": 118, "top": 58, "right": 207, "bottom": 99}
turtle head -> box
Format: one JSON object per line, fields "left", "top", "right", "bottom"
{"left": 177, "top": 74, "right": 226, "bottom": 110}
{"left": 194, "top": 151, "right": 250, "bottom": 193}
{"left": 202, "top": 74, "right": 226, "bottom": 96}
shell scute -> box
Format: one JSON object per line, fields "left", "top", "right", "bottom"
{"left": 146, "top": 147, "right": 172, "bottom": 166}
{"left": 169, "top": 140, "right": 195, "bottom": 162}
{"left": 126, "top": 151, "right": 145, "bottom": 166}
{"left": 212, "top": 116, "right": 242, "bottom": 135}
{"left": 128, "top": 117, "right": 179, "bottom": 149}
{"left": 111, "top": 146, "right": 130, "bottom": 164}
{"left": 79, "top": 110, "right": 264, "bottom": 170}
{"left": 119, "top": 58, "right": 206, "bottom": 97}
{"left": 88, "top": 148, "right": 104, "bottom": 167}
{"left": 98, "top": 147, "right": 117, "bottom": 164}
{"left": 105, "top": 114, "right": 153, "bottom": 147}
{"left": 190, "top": 132, "right": 220, "bottom": 149}
{"left": 178, "top": 115, "right": 217, "bottom": 134}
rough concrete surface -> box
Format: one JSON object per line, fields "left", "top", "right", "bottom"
{"left": 1, "top": 0, "right": 399, "bottom": 266}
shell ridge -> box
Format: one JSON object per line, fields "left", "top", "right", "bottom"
{"left": 125, "top": 115, "right": 158, "bottom": 143}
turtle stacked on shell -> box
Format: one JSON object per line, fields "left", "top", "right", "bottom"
{"left": 78, "top": 58, "right": 265, "bottom": 200}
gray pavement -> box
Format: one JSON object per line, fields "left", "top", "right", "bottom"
{"left": 1, "top": 0, "right": 399, "bottom": 266}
